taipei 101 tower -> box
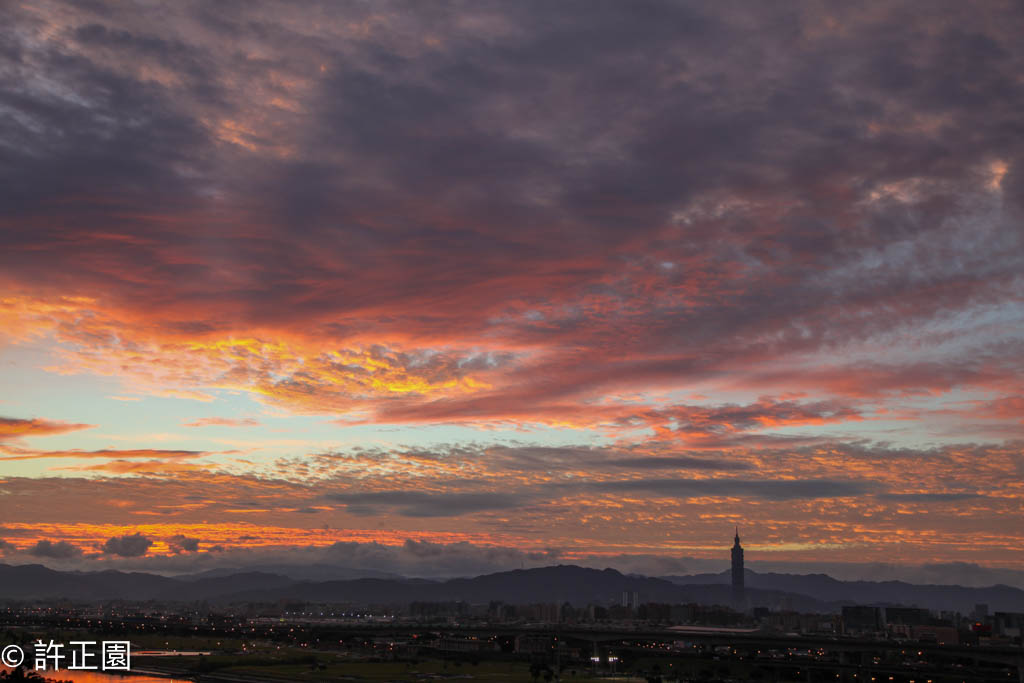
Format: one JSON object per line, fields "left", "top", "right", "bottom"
{"left": 731, "top": 527, "right": 745, "bottom": 608}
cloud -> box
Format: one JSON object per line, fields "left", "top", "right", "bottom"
{"left": 29, "top": 540, "right": 83, "bottom": 559}
{"left": 0, "top": 447, "right": 206, "bottom": 462}
{"left": 168, "top": 534, "right": 200, "bottom": 552}
{"left": 0, "top": 435, "right": 1018, "bottom": 571}
{"left": 593, "top": 477, "right": 877, "bottom": 501}
{"left": 102, "top": 532, "right": 153, "bottom": 557}
{"left": 0, "top": 1, "right": 1022, "bottom": 570}
{"left": 877, "top": 492, "right": 983, "bottom": 502}
{"left": 324, "top": 474, "right": 878, "bottom": 519}
{"left": 326, "top": 491, "right": 525, "bottom": 518}
{"left": 321, "top": 540, "right": 566, "bottom": 577}
{"left": 0, "top": 417, "right": 96, "bottom": 440}
{"left": 0, "top": 0, "right": 1019, "bottom": 431}
{"left": 605, "top": 456, "right": 753, "bottom": 471}
{"left": 57, "top": 459, "right": 212, "bottom": 474}
{"left": 183, "top": 417, "right": 261, "bottom": 428}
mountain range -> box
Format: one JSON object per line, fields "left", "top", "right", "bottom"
{"left": 1, "top": 563, "right": 1021, "bottom": 614}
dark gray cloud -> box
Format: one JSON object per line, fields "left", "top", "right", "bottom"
{"left": 102, "top": 532, "right": 153, "bottom": 557}
{"left": 324, "top": 473, "right": 876, "bottom": 518}
{"left": 877, "top": 492, "right": 983, "bottom": 502}
{"left": 0, "top": 0, "right": 1019, "bottom": 359}
{"left": 606, "top": 456, "right": 753, "bottom": 471}
{"left": 29, "top": 539, "right": 83, "bottom": 559}
{"left": 593, "top": 477, "right": 876, "bottom": 501}
{"left": 168, "top": 534, "right": 200, "bottom": 552}
{"left": 326, "top": 490, "right": 523, "bottom": 517}
{"left": 326, "top": 539, "right": 564, "bottom": 577}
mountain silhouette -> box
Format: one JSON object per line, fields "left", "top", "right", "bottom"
{"left": 3, "top": 563, "right": 1022, "bottom": 613}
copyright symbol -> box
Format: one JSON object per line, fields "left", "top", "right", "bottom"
{"left": 1, "top": 644, "right": 24, "bottom": 667}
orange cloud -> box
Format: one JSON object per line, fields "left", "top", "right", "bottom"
{"left": 0, "top": 417, "right": 96, "bottom": 440}
{"left": 0, "top": 446, "right": 206, "bottom": 462}
{"left": 183, "top": 417, "right": 262, "bottom": 427}
{"left": 2, "top": 0, "right": 1023, "bottom": 571}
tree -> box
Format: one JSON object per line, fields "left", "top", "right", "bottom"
{"left": 0, "top": 665, "right": 48, "bottom": 682}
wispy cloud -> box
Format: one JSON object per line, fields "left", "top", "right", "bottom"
{"left": 0, "top": 0, "right": 1022, "bottom": 568}
{"left": 183, "top": 417, "right": 262, "bottom": 428}
{"left": 0, "top": 417, "right": 96, "bottom": 440}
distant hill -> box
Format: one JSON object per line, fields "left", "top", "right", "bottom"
{"left": 241, "top": 566, "right": 697, "bottom": 605}
{"left": 2, "top": 563, "right": 1022, "bottom": 613}
{"left": 0, "top": 563, "right": 818, "bottom": 607}
{"left": 662, "top": 569, "right": 1024, "bottom": 613}
{"left": 158, "top": 571, "right": 297, "bottom": 601}
{"left": 0, "top": 563, "right": 176, "bottom": 601}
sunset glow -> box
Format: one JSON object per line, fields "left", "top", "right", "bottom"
{"left": 1, "top": 0, "right": 1022, "bottom": 579}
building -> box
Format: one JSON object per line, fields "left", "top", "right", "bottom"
{"left": 731, "top": 527, "right": 745, "bottom": 608}
{"left": 884, "top": 606, "right": 930, "bottom": 627}
{"left": 842, "top": 605, "right": 883, "bottom": 635}
{"left": 911, "top": 625, "right": 958, "bottom": 644}
{"left": 993, "top": 612, "right": 1024, "bottom": 638}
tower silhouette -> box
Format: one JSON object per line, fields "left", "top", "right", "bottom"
{"left": 731, "top": 527, "right": 745, "bottom": 608}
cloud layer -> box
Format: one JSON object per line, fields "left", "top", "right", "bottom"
{"left": 0, "top": 0, "right": 1021, "bottom": 570}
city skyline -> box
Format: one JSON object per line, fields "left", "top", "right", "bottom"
{"left": 1, "top": 1, "right": 1023, "bottom": 578}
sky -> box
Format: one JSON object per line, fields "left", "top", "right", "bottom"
{"left": 1, "top": 0, "right": 1022, "bottom": 581}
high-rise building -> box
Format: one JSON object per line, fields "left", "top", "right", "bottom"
{"left": 731, "top": 527, "right": 745, "bottom": 607}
